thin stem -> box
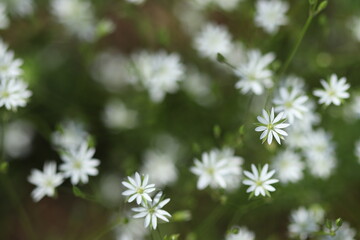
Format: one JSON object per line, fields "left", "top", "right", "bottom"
{"left": 156, "top": 227, "right": 163, "bottom": 240}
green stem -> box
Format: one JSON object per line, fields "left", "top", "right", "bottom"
{"left": 280, "top": 14, "right": 313, "bottom": 76}
{"left": 156, "top": 227, "right": 163, "bottom": 240}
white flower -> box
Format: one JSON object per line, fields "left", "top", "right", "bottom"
{"left": 102, "top": 100, "right": 138, "bottom": 130}
{"left": 313, "top": 74, "right": 350, "bottom": 106}
{"left": 321, "top": 222, "right": 356, "bottom": 240}
{"left": 255, "top": 0, "right": 289, "bottom": 34}
{"left": 0, "top": 76, "right": 32, "bottom": 111}
{"left": 289, "top": 206, "right": 324, "bottom": 240}
{"left": 51, "top": 120, "right": 89, "bottom": 150}
{"left": 234, "top": 50, "right": 275, "bottom": 95}
{"left": 4, "top": 120, "right": 34, "bottom": 158}
{"left": 91, "top": 51, "right": 134, "bottom": 91}
{"left": 191, "top": 148, "right": 243, "bottom": 190}
{"left": 272, "top": 150, "right": 304, "bottom": 183}
{"left": 115, "top": 217, "right": 148, "bottom": 240}
{"left": 242, "top": 164, "right": 279, "bottom": 197}
{"left": 194, "top": 23, "right": 232, "bottom": 60}
{"left": 60, "top": 141, "right": 100, "bottom": 185}
{"left": 0, "top": 4, "right": 9, "bottom": 29}
{"left": 255, "top": 108, "right": 290, "bottom": 145}
{"left": 226, "top": 226, "right": 255, "bottom": 240}
{"left": 273, "top": 87, "right": 309, "bottom": 123}
{"left": 213, "top": 0, "right": 243, "bottom": 11}
{"left": 131, "top": 51, "right": 184, "bottom": 102}
{"left": 28, "top": 161, "right": 64, "bottom": 202}
{"left": 132, "top": 192, "right": 171, "bottom": 230}
{"left": 141, "top": 150, "right": 178, "bottom": 188}
{"left": 0, "top": 41, "right": 23, "bottom": 77}
{"left": 51, "top": 0, "right": 96, "bottom": 41}
{"left": 122, "top": 172, "right": 156, "bottom": 205}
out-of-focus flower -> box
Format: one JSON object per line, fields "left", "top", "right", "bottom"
{"left": 122, "top": 172, "right": 156, "bottom": 205}
{"left": 51, "top": 120, "right": 89, "bottom": 151}
{"left": 304, "top": 129, "right": 336, "bottom": 179}
{"left": 132, "top": 191, "right": 171, "bottom": 230}
{"left": 115, "top": 217, "right": 148, "bottom": 240}
{"left": 0, "top": 76, "right": 32, "bottom": 111}
{"left": 51, "top": 0, "right": 97, "bottom": 41}
{"left": 131, "top": 51, "right": 184, "bottom": 102}
{"left": 125, "top": 0, "right": 146, "bottom": 5}
{"left": 349, "top": 17, "right": 360, "bottom": 42}
{"left": 355, "top": 140, "right": 360, "bottom": 164}
{"left": 2, "top": 0, "right": 34, "bottom": 16}
{"left": 91, "top": 51, "right": 134, "bottom": 91}
{"left": 255, "top": 0, "right": 289, "bottom": 34}
{"left": 60, "top": 141, "right": 100, "bottom": 185}
{"left": 313, "top": 74, "right": 350, "bottom": 106}
{"left": 191, "top": 148, "right": 243, "bottom": 190}
{"left": 243, "top": 164, "right": 279, "bottom": 197}
{"left": 102, "top": 99, "right": 138, "bottom": 130}
{"left": 0, "top": 40, "right": 23, "bottom": 78}
{"left": 273, "top": 87, "right": 309, "bottom": 124}
{"left": 226, "top": 226, "right": 255, "bottom": 240}
{"left": 288, "top": 206, "right": 324, "bottom": 240}
{"left": 213, "top": 0, "right": 243, "bottom": 11}
{"left": 272, "top": 150, "right": 304, "bottom": 183}
{"left": 4, "top": 120, "right": 34, "bottom": 158}
{"left": 0, "top": 4, "right": 9, "bottom": 29}
{"left": 255, "top": 108, "right": 290, "bottom": 145}
{"left": 234, "top": 50, "right": 275, "bottom": 95}
{"left": 28, "top": 161, "right": 64, "bottom": 202}
{"left": 321, "top": 222, "right": 356, "bottom": 240}
{"left": 194, "top": 23, "right": 233, "bottom": 60}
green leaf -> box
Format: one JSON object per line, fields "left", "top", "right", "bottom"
{"left": 325, "top": 219, "right": 332, "bottom": 230}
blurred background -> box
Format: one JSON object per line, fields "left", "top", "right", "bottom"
{"left": 1, "top": 0, "right": 360, "bottom": 239}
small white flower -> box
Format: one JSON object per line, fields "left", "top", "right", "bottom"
{"left": 60, "top": 141, "right": 100, "bottom": 185}
{"left": 255, "top": 0, "right": 289, "bottom": 34}
{"left": 272, "top": 150, "right": 305, "bottom": 183}
{"left": 213, "top": 0, "right": 243, "bottom": 11}
{"left": 0, "top": 40, "right": 23, "bottom": 78}
{"left": 131, "top": 51, "right": 184, "bottom": 102}
{"left": 102, "top": 99, "right": 138, "bottom": 130}
{"left": 132, "top": 192, "right": 171, "bottom": 230}
{"left": 51, "top": 0, "right": 97, "bottom": 41}
{"left": 226, "top": 226, "right": 255, "bottom": 240}
{"left": 349, "top": 17, "right": 360, "bottom": 42}
{"left": 4, "top": 120, "right": 34, "bottom": 158}
{"left": 115, "top": 216, "right": 148, "bottom": 240}
{"left": 289, "top": 206, "right": 324, "bottom": 240}
{"left": 191, "top": 148, "right": 243, "bottom": 190}
{"left": 313, "top": 74, "right": 350, "bottom": 106}
{"left": 0, "top": 76, "right": 32, "bottom": 111}
{"left": 122, "top": 172, "right": 156, "bottom": 205}
{"left": 28, "top": 161, "right": 64, "bottom": 202}
{"left": 234, "top": 50, "right": 275, "bottom": 95}
{"left": 51, "top": 120, "right": 89, "bottom": 150}
{"left": 194, "top": 23, "right": 233, "bottom": 60}
{"left": 242, "top": 164, "right": 279, "bottom": 197}
{"left": 273, "top": 87, "right": 309, "bottom": 124}
{"left": 126, "top": 0, "right": 145, "bottom": 4}
{"left": 255, "top": 108, "right": 290, "bottom": 145}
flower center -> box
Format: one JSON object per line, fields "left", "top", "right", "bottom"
{"left": 73, "top": 160, "right": 83, "bottom": 170}
{"left": 255, "top": 180, "right": 263, "bottom": 186}
{"left": 137, "top": 187, "right": 144, "bottom": 194}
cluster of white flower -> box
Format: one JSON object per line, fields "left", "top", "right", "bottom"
{"left": 28, "top": 122, "right": 100, "bottom": 202}
{"left": 288, "top": 206, "right": 356, "bottom": 240}
{"left": 255, "top": 0, "right": 289, "bottom": 34}
{"left": 288, "top": 206, "right": 325, "bottom": 240}
{"left": 191, "top": 148, "right": 243, "bottom": 190}
{"left": 122, "top": 172, "right": 171, "bottom": 230}
{"left": 225, "top": 226, "right": 255, "bottom": 240}
{"left": 0, "top": 40, "right": 32, "bottom": 111}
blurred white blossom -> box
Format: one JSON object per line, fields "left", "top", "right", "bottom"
{"left": 255, "top": 0, "right": 289, "bottom": 34}
{"left": 0, "top": 40, "right": 23, "bottom": 78}
{"left": 115, "top": 217, "right": 148, "bottom": 240}
{"left": 321, "top": 222, "right": 356, "bottom": 240}
{"left": 102, "top": 99, "right": 138, "bottom": 130}
{"left": 0, "top": 76, "right": 32, "bottom": 111}
{"left": 272, "top": 150, "right": 304, "bottom": 184}
{"left": 0, "top": 4, "right": 9, "bottom": 29}
{"left": 51, "top": 120, "right": 89, "bottom": 151}
{"left": 226, "top": 226, "right": 255, "bottom": 240}
{"left": 2, "top": 0, "right": 34, "bottom": 16}
{"left": 4, "top": 120, "right": 34, "bottom": 158}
